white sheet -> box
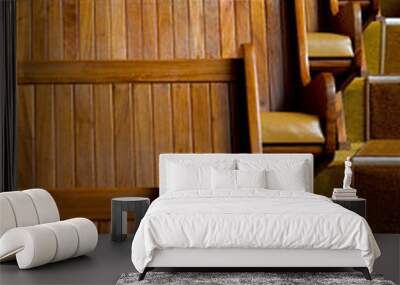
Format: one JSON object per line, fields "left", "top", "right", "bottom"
{"left": 131, "top": 190, "right": 380, "bottom": 273}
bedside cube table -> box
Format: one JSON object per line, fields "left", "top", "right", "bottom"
{"left": 111, "top": 197, "right": 150, "bottom": 242}
{"left": 332, "top": 198, "right": 366, "bottom": 219}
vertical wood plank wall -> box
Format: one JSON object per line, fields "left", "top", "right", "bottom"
{"left": 16, "top": 1, "right": 294, "bottom": 209}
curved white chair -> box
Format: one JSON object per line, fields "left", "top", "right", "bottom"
{"left": 0, "top": 189, "right": 98, "bottom": 269}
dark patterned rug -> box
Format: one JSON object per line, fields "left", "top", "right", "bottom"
{"left": 116, "top": 271, "right": 396, "bottom": 285}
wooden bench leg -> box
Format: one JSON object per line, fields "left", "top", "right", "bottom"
{"left": 354, "top": 267, "right": 372, "bottom": 280}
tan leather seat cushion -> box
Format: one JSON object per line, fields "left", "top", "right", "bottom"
{"left": 308, "top": 32, "right": 354, "bottom": 58}
{"left": 261, "top": 112, "right": 325, "bottom": 144}
{"left": 356, "top": 140, "right": 400, "bottom": 157}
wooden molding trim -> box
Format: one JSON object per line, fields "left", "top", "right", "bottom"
{"left": 243, "top": 44, "right": 262, "bottom": 153}
{"left": 17, "top": 59, "right": 243, "bottom": 84}
{"left": 294, "top": 0, "right": 311, "bottom": 86}
{"left": 330, "top": 0, "right": 340, "bottom": 15}
{"left": 48, "top": 188, "right": 158, "bottom": 220}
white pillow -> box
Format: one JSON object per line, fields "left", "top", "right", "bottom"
{"left": 266, "top": 168, "right": 306, "bottom": 191}
{"left": 211, "top": 169, "right": 236, "bottom": 189}
{"left": 237, "top": 159, "right": 308, "bottom": 191}
{"left": 167, "top": 162, "right": 211, "bottom": 191}
{"left": 237, "top": 169, "right": 267, "bottom": 188}
{"left": 211, "top": 169, "right": 267, "bottom": 190}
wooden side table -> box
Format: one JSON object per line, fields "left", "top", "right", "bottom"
{"left": 111, "top": 197, "right": 150, "bottom": 242}
{"left": 332, "top": 198, "right": 366, "bottom": 219}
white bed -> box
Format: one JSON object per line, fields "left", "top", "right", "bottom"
{"left": 131, "top": 154, "right": 380, "bottom": 280}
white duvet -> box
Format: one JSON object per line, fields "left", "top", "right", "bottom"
{"left": 131, "top": 190, "right": 380, "bottom": 273}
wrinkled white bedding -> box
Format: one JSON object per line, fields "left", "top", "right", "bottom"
{"left": 131, "top": 190, "right": 380, "bottom": 273}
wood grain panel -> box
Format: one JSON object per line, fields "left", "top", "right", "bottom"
{"left": 126, "top": 0, "right": 142, "bottom": 59}
{"left": 142, "top": 0, "right": 158, "bottom": 60}
{"left": 55, "top": 85, "right": 75, "bottom": 187}
{"left": 59, "top": 0, "right": 77, "bottom": 188}
{"left": 16, "top": 0, "right": 31, "bottom": 61}
{"left": 94, "top": 0, "right": 114, "bottom": 188}
{"left": 220, "top": 0, "right": 237, "bottom": 58}
{"left": 189, "top": 0, "right": 205, "bottom": 59}
{"left": 49, "top": 188, "right": 158, "bottom": 219}
{"left": 155, "top": 0, "right": 174, "bottom": 182}
{"left": 172, "top": 84, "right": 193, "bottom": 152}
{"left": 204, "top": 0, "right": 221, "bottom": 58}
{"left": 48, "top": 0, "right": 63, "bottom": 60}
{"left": 173, "top": 0, "right": 189, "bottom": 58}
{"left": 153, "top": 84, "right": 173, "bottom": 183}
{"left": 111, "top": 0, "right": 127, "bottom": 59}
{"left": 79, "top": 0, "right": 94, "bottom": 59}
{"left": 191, "top": 84, "right": 212, "bottom": 152}
{"left": 74, "top": 85, "right": 95, "bottom": 187}
{"left": 95, "top": 0, "right": 111, "bottom": 59}
{"left": 114, "top": 84, "right": 134, "bottom": 187}
{"left": 16, "top": 0, "right": 287, "bottom": 196}
{"left": 18, "top": 60, "right": 242, "bottom": 84}
{"left": 133, "top": 84, "right": 155, "bottom": 187}
{"left": 31, "top": 0, "right": 48, "bottom": 60}
{"left": 157, "top": 0, "right": 174, "bottom": 60}
{"left": 235, "top": 0, "right": 251, "bottom": 56}
{"left": 266, "top": 0, "right": 284, "bottom": 110}
{"left": 17, "top": 86, "right": 35, "bottom": 188}
{"left": 210, "top": 83, "right": 231, "bottom": 153}
{"left": 17, "top": 2, "right": 34, "bottom": 187}
{"left": 250, "top": 0, "right": 269, "bottom": 110}
{"left": 305, "top": 0, "right": 320, "bottom": 32}
{"left": 94, "top": 84, "right": 115, "bottom": 187}
{"left": 35, "top": 85, "right": 56, "bottom": 188}
{"left": 63, "top": 0, "right": 79, "bottom": 60}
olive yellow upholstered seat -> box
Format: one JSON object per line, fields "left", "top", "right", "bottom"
{"left": 261, "top": 112, "right": 325, "bottom": 144}
{"left": 308, "top": 33, "right": 354, "bottom": 58}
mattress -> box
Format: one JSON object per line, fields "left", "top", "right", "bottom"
{"left": 131, "top": 190, "right": 380, "bottom": 273}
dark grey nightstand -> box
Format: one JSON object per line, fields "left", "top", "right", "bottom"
{"left": 332, "top": 198, "right": 366, "bottom": 219}
{"left": 111, "top": 197, "right": 150, "bottom": 242}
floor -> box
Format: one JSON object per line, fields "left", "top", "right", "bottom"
{"left": 1, "top": 235, "right": 399, "bottom": 285}
{"left": 0, "top": 235, "right": 134, "bottom": 285}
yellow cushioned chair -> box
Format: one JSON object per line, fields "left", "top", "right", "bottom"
{"left": 295, "top": 0, "right": 363, "bottom": 87}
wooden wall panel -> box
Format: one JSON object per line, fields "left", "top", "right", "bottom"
{"left": 16, "top": 0, "right": 295, "bottom": 232}
{"left": 204, "top": 0, "right": 220, "bottom": 59}
{"left": 55, "top": 85, "right": 75, "bottom": 188}
{"left": 94, "top": 84, "right": 115, "bottom": 187}
{"left": 134, "top": 84, "right": 155, "bottom": 187}
{"left": 250, "top": 0, "right": 269, "bottom": 110}
{"left": 210, "top": 83, "right": 231, "bottom": 153}
{"left": 74, "top": 85, "right": 95, "bottom": 187}
{"left": 172, "top": 84, "right": 193, "bottom": 153}
{"left": 220, "top": 0, "right": 237, "bottom": 58}
{"left": 153, "top": 84, "right": 173, "bottom": 182}
{"left": 17, "top": 86, "right": 35, "bottom": 188}
{"left": 114, "top": 84, "right": 135, "bottom": 187}
{"left": 63, "top": 0, "right": 79, "bottom": 60}
{"left": 191, "top": 84, "right": 212, "bottom": 152}
{"left": 35, "top": 85, "right": 56, "bottom": 188}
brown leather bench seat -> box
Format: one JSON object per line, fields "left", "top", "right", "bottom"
{"left": 353, "top": 140, "right": 400, "bottom": 233}
{"left": 308, "top": 33, "right": 355, "bottom": 58}
{"left": 261, "top": 112, "right": 325, "bottom": 154}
